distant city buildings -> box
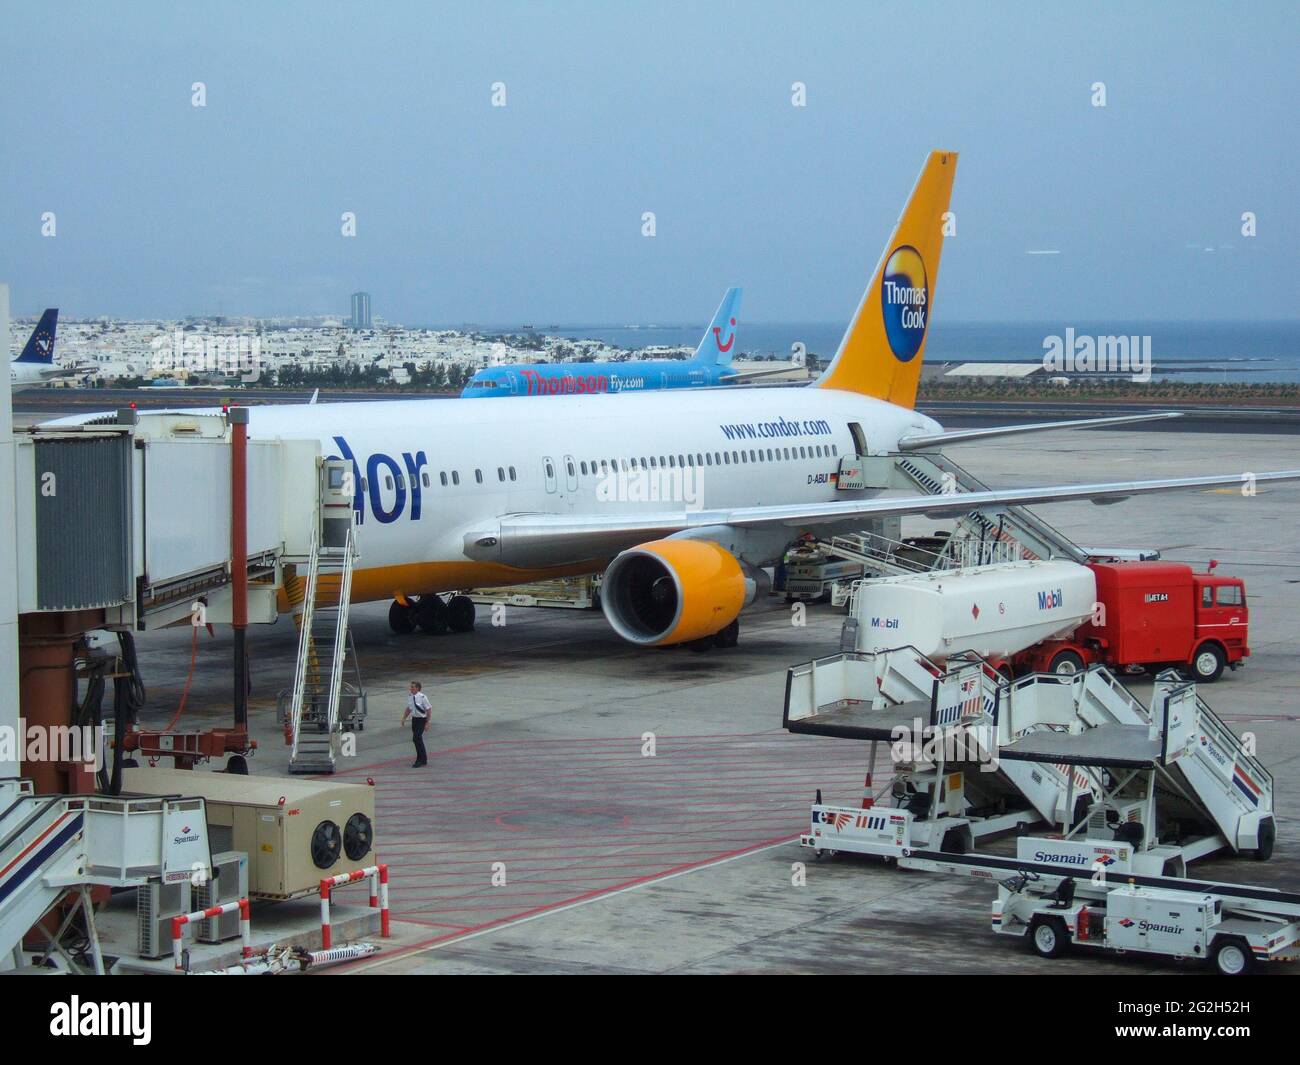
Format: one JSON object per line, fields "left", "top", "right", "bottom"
{"left": 350, "top": 292, "right": 372, "bottom": 330}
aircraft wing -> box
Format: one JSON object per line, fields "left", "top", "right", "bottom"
{"left": 898, "top": 411, "right": 1182, "bottom": 450}
{"left": 464, "top": 469, "right": 1300, "bottom": 567}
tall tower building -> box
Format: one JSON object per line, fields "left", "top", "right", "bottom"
{"left": 350, "top": 292, "right": 372, "bottom": 330}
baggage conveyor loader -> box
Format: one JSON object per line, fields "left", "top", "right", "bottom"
{"left": 784, "top": 650, "right": 1273, "bottom": 874}
{"left": 896, "top": 847, "right": 1300, "bottom": 975}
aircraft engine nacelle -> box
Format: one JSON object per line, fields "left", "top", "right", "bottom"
{"left": 601, "top": 539, "right": 747, "bottom": 646}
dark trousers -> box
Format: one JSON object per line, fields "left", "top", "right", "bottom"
{"left": 411, "top": 718, "right": 427, "bottom": 765}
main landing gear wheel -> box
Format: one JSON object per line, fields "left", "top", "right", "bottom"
{"left": 687, "top": 635, "right": 715, "bottom": 653}
{"left": 1048, "top": 650, "right": 1086, "bottom": 676}
{"left": 388, "top": 600, "right": 417, "bottom": 635}
{"left": 1191, "top": 644, "right": 1226, "bottom": 683}
{"left": 448, "top": 594, "right": 476, "bottom": 632}
{"left": 416, "top": 595, "right": 449, "bottom": 634}
{"left": 715, "top": 619, "right": 740, "bottom": 648}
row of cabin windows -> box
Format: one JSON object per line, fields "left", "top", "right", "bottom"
{"left": 574, "top": 442, "right": 837, "bottom": 477}
{"left": 369, "top": 442, "right": 839, "bottom": 492}
{"left": 370, "top": 465, "right": 519, "bottom": 493}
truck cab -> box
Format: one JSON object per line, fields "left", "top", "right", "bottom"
{"left": 1192, "top": 573, "right": 1250, "bottom": 677}
{"left": 1012, "top": 561, "right": 1248, "bottom": 682}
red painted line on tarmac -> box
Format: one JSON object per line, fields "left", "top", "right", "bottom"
{"left": 329, "top": 832, "right": 799, "bottom": 974}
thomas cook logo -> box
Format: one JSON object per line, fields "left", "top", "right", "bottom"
{"left": 881, "top": 245, "right": 929, "bottom": 362}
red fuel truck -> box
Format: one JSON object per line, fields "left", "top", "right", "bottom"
{"left": 1010, "top": 561, "right": 1248, "bottom": 682}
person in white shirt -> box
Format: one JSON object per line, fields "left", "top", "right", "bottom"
{"left": 401, "top": 680, "right": 432, "bottom": 767}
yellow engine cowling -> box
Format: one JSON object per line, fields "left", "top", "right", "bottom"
{"left": 601, "top": 539, "right": 746, "bottom": 646}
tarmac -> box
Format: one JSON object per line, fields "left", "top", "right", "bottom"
{"left": 118, "top": 424, "right": 1300, "bottom": 974}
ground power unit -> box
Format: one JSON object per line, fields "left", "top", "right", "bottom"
{"left": 123, "top": 769, "right": 377, "bottom": 899}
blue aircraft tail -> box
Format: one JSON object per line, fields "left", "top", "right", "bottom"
{"left": 690, "top": 288, "right": 742, "bottom": 366}
{"left": 15, "top": 309, "right": 58, "bottom": 364}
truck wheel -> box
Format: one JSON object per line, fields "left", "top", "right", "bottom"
{"left": 1254, "top": 816, "right": 1276, "bottom": 861}
{"left": 1191, "top": 644, "right": 1226, "bottom": 682}
{"left": 1048, "top": 650, "right": 1086, "bottom": 676}
{"left": 1029, "top": 916, "right": 1069, "bottom": 959}
{"left": 1211, "top": 937, "right": 1253, "bottom": 976}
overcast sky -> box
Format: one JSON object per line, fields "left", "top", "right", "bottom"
{"left": 1, "top": 1, "right": 1295, "bottom": 325}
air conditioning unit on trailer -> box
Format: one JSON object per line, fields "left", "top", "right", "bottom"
{"left": 122, "top": 769, "right": 377, "bottom": 900}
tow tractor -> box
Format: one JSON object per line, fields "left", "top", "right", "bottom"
{"left": 896, "top": 848, "right": 1300, "bottom": 975}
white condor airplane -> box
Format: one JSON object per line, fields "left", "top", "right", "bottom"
{"left": 106, "top": 153, "right": 1300, "bottom": 648}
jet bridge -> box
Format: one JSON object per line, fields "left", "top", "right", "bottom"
{"left": 13, "top": 408, "right": 325, "bottom": 629}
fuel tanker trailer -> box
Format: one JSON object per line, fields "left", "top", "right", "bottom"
{"left": 848, "top": 560, "right": 1097, "bottom": 663}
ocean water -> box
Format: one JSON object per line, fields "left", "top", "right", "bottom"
{"left": 472, "top": 320, "right": 1300, "bottom": 384}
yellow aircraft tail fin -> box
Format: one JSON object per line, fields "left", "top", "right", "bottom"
{"left": 816, "top": 151, "right": 958, "bottom": 408}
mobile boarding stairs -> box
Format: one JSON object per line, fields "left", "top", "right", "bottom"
{"left": 783, "top": 646, "right": 1274, "bottom": 877}
{"left": 0, "top": 777, "right": 212, "bottom": 974}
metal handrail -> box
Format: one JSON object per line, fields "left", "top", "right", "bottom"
{"left": 323, "top": 528, "right": 356, "bottom": 747}
{"left": 288, "top": 529, "right": 321, "bottom": 760}
{"left": 0, "top": 795, "right": 70, "bottom": 858}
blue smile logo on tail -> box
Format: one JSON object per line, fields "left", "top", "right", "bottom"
{"left": 880, "top": 246, "right": 928, "bottom": 362}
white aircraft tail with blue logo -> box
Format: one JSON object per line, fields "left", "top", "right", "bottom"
{"left": 690, "top": 287, "right": 742, "bottom": 366}
{"left": 14, "top": 308, "right": 58, "bottom": 365}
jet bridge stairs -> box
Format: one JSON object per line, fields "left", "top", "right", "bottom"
{"left": 820, "top": 450, "right": 1091, "bottom": 581}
